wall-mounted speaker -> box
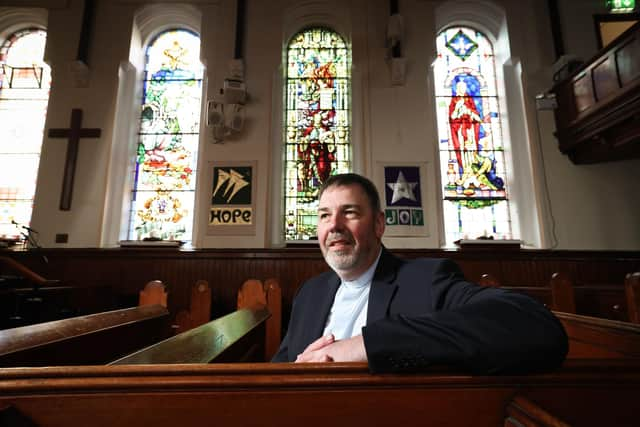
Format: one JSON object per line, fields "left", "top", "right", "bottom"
{"left": 225, "top": 104, "right": 245, "bottom": 132}
{"left": 207, "top": 100, "right": 224, "bottom": 127}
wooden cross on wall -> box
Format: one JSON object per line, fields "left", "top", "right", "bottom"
{"left": 48, "top": 109, "right": 101, "bottom": 211}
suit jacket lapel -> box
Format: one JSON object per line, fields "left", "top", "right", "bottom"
{"left": 305, "top": 273, "right": 341, "bottom": 343}
{"left": 367, "top": 248, "right": 399, "bottom": 324}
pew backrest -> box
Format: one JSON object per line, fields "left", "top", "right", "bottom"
{"left": 0, "top": 305, "right": 170, "bottom": 367}
{"left": 109, "top": 307, "right": 270, "bottom": 364}
{"left": 554, "top": 311, "right": 640, "bottom": 358}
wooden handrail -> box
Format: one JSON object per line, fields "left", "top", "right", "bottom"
{"left": 0, "top": 256, "right": 48, "bottom": 286}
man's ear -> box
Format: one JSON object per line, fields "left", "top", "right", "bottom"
{"left": 375, "top": 210, "right": 385, "bottom": 239}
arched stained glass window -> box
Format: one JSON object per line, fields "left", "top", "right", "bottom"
{"left": 433, "top": 27, "right": 512, "bottom": 245}
{"left": 128, "top": 29, "right": 203, "bottom": 241}
{"left": 0, "top": 28, "right": 50, "bottom": 241}
{"left": 284, "top": 27, "right": 351, "bottom": 241}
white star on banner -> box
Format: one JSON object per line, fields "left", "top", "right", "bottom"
{"left": 387, "top": 171, "right": 417, "bottom": 204}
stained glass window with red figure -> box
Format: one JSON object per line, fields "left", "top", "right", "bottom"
{"left": 434, "top": 26, "right": 514, "bottom": 246}
{"left": 284, "top": 27, "right": 351, "bottom": 241}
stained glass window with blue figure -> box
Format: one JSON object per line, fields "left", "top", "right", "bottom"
{"left": 284, "top": 27, "right": 351, "bottom": 241}
{"left": 434, "top": 27, "right": 513, "bottom": 246}
{"left": 128, "top": 29, "right": 203, "bottom": 242}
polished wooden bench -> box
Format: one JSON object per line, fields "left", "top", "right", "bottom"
{"left": 555, "top": 311, "right": 640, "bottom": 359}
{"left": 1, "top": 360, "right": 638, "bottom": 427}
{"left": 0, "top": 305, "right": 170, "bottom": 367}
{"left": 110, "top": 278, "right": 281, "bottom": 364}
{"left": 109, "top": 306, "right": 270, "bottom": 364}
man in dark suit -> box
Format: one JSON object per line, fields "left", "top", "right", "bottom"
{"left": 272, "top": 173, "right": 567, "bottom": 374}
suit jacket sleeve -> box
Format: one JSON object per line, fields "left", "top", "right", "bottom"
{"left": 271, "top": 310, "right": 292, "bottom": 362}
{"left": 362, "top": 258, "right": 568, "bottom": 374}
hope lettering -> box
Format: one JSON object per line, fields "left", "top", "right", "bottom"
{"left": 210, "top": 208, "right": 252, "bottom": 225}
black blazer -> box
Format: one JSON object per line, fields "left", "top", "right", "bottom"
{"left": 272, "top": 248, "right": 568, "bottom": 374}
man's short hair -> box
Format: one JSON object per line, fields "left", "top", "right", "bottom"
{"left": 318, "top": 173, "right": 381, "bottom": 213}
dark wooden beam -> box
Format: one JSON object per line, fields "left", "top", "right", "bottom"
{"left": 547, "top": 0, "right": 566, "bottom": 60}
{"left": 77, "top": 0, "right": 96, "bottom": 65}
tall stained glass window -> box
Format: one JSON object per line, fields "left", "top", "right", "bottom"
{"left": 433, "top": 27, "right": 513, "bottom": 245}
{"left": 284, "top": 27, "right": 351, "bottom": 241}
{"left": 128, "top": 29, "right": 203, "bottom": 241}
{"left": 0, "top": 28, "right": 51, "bottom": 241}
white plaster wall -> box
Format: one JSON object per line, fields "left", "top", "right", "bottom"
{"left": 3, "top": 0, "right": 639, "bottom": 250}
{"left": 539, "top": 0, "right": 640, "bottom": 249}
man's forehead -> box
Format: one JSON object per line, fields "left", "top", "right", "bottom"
{"left": 320, "top": 184, "right": 365, "bottom": 201}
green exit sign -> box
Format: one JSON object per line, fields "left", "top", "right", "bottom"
{"left": 607, "top": 0, "right": 636, "bottom": 12}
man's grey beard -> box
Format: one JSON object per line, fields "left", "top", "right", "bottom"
{"left": 324, "top": 247, "right": 358, "bottom": 272}
{"left": 323, "top": 231, "right": 358, "bottom": 272}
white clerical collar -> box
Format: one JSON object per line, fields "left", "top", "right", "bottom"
{"left": 341, "top": 248, "right": 382, "bottom": 289}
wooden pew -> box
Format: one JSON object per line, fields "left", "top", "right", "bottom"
{"left": 0, "top": 256, "right": 74, "bottom": 329}
{"left": 478, "top": 270, "right": 640, "bottom": 322}
{"left": 549, "top": 272, "right": 577, "bottom": 313}
{"left": 0, "top": 305, "right": 170, "bottom": 367}
{"left": 138, "top": 280, "right": 168, "bottom": 307}
{"left": 0, "top": 256, "right": 51, "bottom": 287}
{"left": 545, "top": 271, "right": 640, "bottom": 322}
{"left": 110, "top": 278, "right": 281, "bottom": 364}
{"left": 555, "top": 311, "right": 640, "bottom": 359}
{"left": 505, "top": 395, "right": 570, "bottom": 427}
{"left": 174, "top": 280, "right": 212, "bottom": 334}
{"left": 1, "top": 360, "right": 639, "bottom": 426}
{"left": 479, "top": 271, "right": 640, "bottom": 360}
{"left": 111, "top": 276, "right": 281, "bottom": 365}
{"left": 626, "top": 272, "right": 640, "bottom": 324}
{"left": 237, "top": 278, "right": 281, "bottom": 360}
{"left": 109, "top": 306, "right": 270, "bottom": 364}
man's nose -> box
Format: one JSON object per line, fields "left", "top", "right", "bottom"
{"left": 326, "top": 214, "right": 344, "bottom": 231}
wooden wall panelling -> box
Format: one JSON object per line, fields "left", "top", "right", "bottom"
{"left": 552, "top": 22, "right": 640, "bottom": 164}
{"left": 2, "top": 249, "right": 638, "bottom": 328}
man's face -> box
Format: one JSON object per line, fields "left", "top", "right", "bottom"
{"left": 317, "top": 184, "right": 385, "bottom": 281}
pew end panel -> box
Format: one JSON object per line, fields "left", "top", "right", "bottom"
{"left": 237, "top": 278, "right": 282, "bottom": 361}
{"left": 625, "top": 272, "right": 640, "bottom": 324}
{"left": 174, "top": 280, "right": 212, "bottom": 334}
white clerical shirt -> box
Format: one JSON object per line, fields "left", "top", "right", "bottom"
{"left": 322, "top": 250, "right": 382, "bottom": 340}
